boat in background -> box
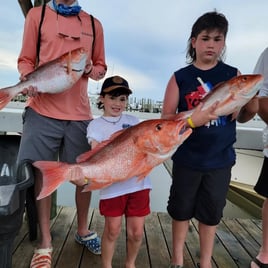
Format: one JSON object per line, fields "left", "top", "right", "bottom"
{"left": 230, "top": 115, "right": 265, "bottom": 218}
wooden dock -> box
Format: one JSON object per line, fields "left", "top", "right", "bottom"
{"left": 12, "top": 207, "right": 262, "bottom": 268}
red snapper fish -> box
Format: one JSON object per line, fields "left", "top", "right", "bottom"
{"left": 0, "top": 47, "right": 88, "bottom": 110}
{"left": 178, "top": 74, "right": 263, "bottom": 119}
{"left": 33, "top": 119, "right": 192, "bottom": 200}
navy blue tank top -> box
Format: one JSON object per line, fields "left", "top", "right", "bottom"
{"left": 172, "top": 61, "right": 238, "bottom": 171}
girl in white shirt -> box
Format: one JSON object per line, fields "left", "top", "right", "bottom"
{"left": 87, "top": 75, "right": 152, "bottom": 268}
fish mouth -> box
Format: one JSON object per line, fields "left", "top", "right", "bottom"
{"left": 177, "top": 121, "right": 192, "bottom": 138}
{"left": 179, "top": 124, "right": 187, "bottom": 135}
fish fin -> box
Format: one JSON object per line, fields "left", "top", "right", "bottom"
{"left": 76, "top": 141, "right": 112, "bottom": 163}
{"left": 33, "top": 161, "right": 69, "bottom": 200}
{"left": 0, "top": 88, "right": 16, "bottom": 110}
{"left": 76, "top": 150, "right": 95, "bottom": 163}
{"left": 82, "top": 181, "right": 113, "bottom": 191}
{"left": 108, "top": 129, "right": 126, "bottom": 139}
{"left": 76, "top": 129, "right": 126, "bottom": 163}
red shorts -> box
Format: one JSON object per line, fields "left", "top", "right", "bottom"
{"left": 99, "top": 189, "right": 151, "bottom": 217}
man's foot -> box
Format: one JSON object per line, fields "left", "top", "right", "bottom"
{"left": 30, "top": 247, "right": 53, "bottom": 268}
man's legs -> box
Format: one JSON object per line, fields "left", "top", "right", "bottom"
{"left": 30, "top": 169, "right": 53, "bottom": 268}
{"left": 35, "top": 168, "right": 53, "bottom": 248}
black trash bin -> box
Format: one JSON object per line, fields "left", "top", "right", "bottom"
{"left": 0, "top": 135, "right": 34, "bottom": 268}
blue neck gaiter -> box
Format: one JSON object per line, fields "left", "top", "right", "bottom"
{"left": 53, "top": 0, "right": 81, "bottom": 16}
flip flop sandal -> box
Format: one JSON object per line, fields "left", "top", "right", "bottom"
{"left": 251, "top": 257, "right": 268, "bottom": 268}
{"left": 30, "top": 247, "right": 53, "bottom": 268}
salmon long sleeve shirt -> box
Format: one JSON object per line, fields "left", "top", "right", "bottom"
{"left": 17, "top": 4, "right": 107, "bottom": 120}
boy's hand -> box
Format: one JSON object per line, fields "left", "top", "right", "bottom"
{"left": 190, "top": 101, "right": 219, "bottom": 127}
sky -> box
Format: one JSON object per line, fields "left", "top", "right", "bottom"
{"left": 1, "top": 1, "right": 268, "bottom": 103}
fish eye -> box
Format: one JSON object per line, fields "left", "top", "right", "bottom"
{"left": 155, "top": 123, "right": 162, "bottom": 131}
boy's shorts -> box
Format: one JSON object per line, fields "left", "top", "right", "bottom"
{"left": 167, "top": 164, "right": 232, "bottom": 226}
{"left": 17, "top": 107, "right": 91, "bottom": 164}
{"left": 99, "top": 189, "right": 151, "bottom": 217}
{"left": 254, "top": 156, "right": 268, "bottom": 197}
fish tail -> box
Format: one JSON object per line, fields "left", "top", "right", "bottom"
{"left": 0, "top": 88, "right": 16, "bottom": 110}
{"left": 33, "top": 161, "right": 69, "bottom": 200}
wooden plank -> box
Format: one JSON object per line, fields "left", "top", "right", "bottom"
{"left": 12, "top": 206, "right": 64, "bottom": 268}
{"left": 12, "top": 224, "right": 34, "bottom": 268}
{"left": 158, "top": 212, "right": 195, "bottom": 267}
{"left": 144, "top": 212, "right": 170, "bottom": 267}
{"left": 11, "top": 207, "right": 264, "bottom": 268}
{"left": 237, "top": 218, "right": 262, "bottom": 245}
{"left": 50, "top": 206, "right": 77, "bottom": 267}
{"left": 54, "top": 207, "right": 82, "bottom": 268}
{"left": 216, "top": 220, "right": 251, "bottom": 267}
{"left": 222, "top": 219, "right": 259, "bottom": 261}
{"left": 252, "top": 218, "right": 262, "bottom": 230}
{"left": 13, "top": 215, "right": 30, "bottom": 251}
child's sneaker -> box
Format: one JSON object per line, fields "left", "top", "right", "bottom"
{"left": 75, "top": 231, "right": 101, "bottom": 255}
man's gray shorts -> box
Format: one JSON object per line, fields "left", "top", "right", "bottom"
{"left": 17, "top": 107, "right": 91, "bottom": 164}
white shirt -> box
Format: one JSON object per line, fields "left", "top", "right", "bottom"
{"left": 253, "top": 47, "right": 268, "bottom": 97}
{"left": 87, "top": 113, "right": 152, "bottom": 200}
{"left": 253, "top": 47, "right": 268, "bottom": 156}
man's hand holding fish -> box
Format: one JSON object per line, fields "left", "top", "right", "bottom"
{"left": 235, "top": 93, "right": 259, "bottom": 122}
{"left": 19, "top": 75, "right": 38, "bottom": 97}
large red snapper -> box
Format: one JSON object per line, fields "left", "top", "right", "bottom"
{"left": 0, "top": 47, "right": 88, "bottom": 110}
{"left": 33, "top": 119, "right": 192, "bottom": 200}
{"left": 178, "top": 74, "right": 263, "bottom": 119}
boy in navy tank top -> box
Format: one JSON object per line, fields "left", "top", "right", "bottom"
{"left": 161, "top": 11, "right": 258, "bottom": 268}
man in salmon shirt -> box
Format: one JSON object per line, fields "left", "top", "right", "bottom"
{"left": 16, "top": 1, "right": 107, "bottom": 267}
